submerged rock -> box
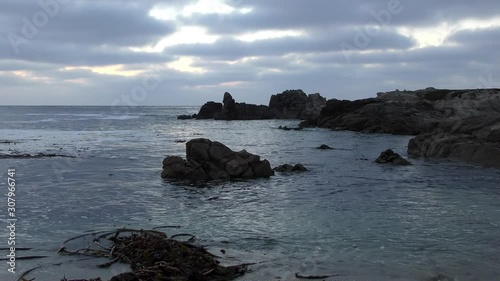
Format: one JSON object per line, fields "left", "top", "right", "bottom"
{"left": 273, "top": 163, "right": 308, "bottom": 172}
{"left": 162, "top": 139, "right": 274, "bottom": 181}
{"left": 0, "top": 153, "right": 76, "bottom": 159}
{"left": 375, "top": 149, "right": 412, "bottom": 166}
{"left": 177, "top": 114, "right": 197, "bottom": 120}
{"left": 317, "top": 144, "right": 333, "bottom": 150}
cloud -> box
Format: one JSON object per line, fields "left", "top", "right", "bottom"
{"left": 0, "top": 0, "right": 499, "bottom": 105}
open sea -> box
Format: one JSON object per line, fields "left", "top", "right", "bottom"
{"left": 0, "top": 106, "right": 499, "bottom": 281}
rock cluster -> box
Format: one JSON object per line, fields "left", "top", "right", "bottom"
{"left": 191, "top": 90, "right": 327, "bottom": 121}
{"left": 161, "top": 139, "right": 274, "bottom": 181}
{"left": 273, "top": 163, "right": 308, "bottom": 172}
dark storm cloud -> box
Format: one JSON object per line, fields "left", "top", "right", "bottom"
{"left": 448, "top": 27, "right": 500, "bottom": 49}
{"left": 189, "top": 0, "right": 500, "bottom": 34}
{"left": 1, "top": 0, "right": 176, "bottom": 63}
{"left": 165, "top": 28, "right": 415, "bottom": 60}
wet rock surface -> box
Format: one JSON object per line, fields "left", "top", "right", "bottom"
{"left": 162, "top": 138, "right": 274, "bottom": 181}
{"left": 375, "top": 149, "right": 412, "bottom": 166}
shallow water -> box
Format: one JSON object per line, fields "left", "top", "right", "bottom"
{"left": 0, "top": 106, "right": 499, "bottom": 281}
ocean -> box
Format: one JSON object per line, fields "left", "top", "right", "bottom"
{"left": 0, "top": 106, "right": 499, "bottom": 281}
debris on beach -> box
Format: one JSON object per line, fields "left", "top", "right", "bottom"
{"left": 18, "top": 228, "right": 247, "bottom": 281}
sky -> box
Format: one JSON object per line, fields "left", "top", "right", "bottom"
{"left": 1, "top": 0, "right": 499, "bottom": 106}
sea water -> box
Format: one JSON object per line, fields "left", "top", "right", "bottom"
{"left": 0, "top": 106, "right": 499, "bottom": 281}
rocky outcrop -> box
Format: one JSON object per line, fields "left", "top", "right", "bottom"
{"left": 408, "top": 115, "right": 500, "bottom": 168}
{"left": 269, "top": 90, "right": 327, "bottom": 120}
{"left": 210, "top": 92, "right": 274, "bottom": 120}
{"left": 300, "top": 93, "right": 327, "bottom": 120}
{"left": 196, "top": 102, "right": 223, "bottom": 119}
{"left": 375, "top": 149, "right": 412, "bottom": 165}
{"left": 161, "top": 139, "right": 274, "bottom": 181}
{"left": 313, "top": 97, "right": 439, "bottom": 135}
{"left": 269, "top": 90, "right": 309, "bottom": 119}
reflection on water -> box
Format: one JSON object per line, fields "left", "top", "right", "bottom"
{"left": 0, "top": 106, "right": 499, "bottom": 280}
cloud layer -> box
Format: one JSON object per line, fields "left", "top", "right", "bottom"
{"left": 1, "top": 0, "right": 499, "bottom": 105}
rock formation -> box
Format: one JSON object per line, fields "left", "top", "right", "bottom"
{"left": 161, "top": 139, "right": 274, "bottom": 181}
{"left": 269, "top": 90, "right": 327, "bottom": 120}
{"left": 408, "top": 115, "right": 500, "bottom": 168}
{"left": 196, "top": 102, "right": 223, "bottom": 119}
{"left": 375, "top": 149, "right": 412, "bottom": 166}
{"left": 302, "top": 87, "right": 500, "bottom": 167}
{"left": 300, "top": 93, "right": 327, "bottom": 120}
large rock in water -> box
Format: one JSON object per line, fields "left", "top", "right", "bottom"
{"left": 196, "top": 101, "right": 222, "bottom": 119}
{"left": 214, "top": 92, "right": 274, "bottom": 120}
{"left": 161, "top": 139, "right": 274, "bottom": 181}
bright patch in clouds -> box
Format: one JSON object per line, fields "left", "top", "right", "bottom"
{"left": 237, "top": 30, "right": 304, "bottom": 42}
{"left": 168, "top": 57, "right": 206, "bottom": 73}
{"left": 150, "top": 0, "right": 251, "bottom": 21}
{"left": 398, "top": 17, "right": 500, "bottom": 48}
{"left": 64, "top": 65, "right": 145, "bottom": 77}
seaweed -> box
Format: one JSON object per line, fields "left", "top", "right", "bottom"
{"left": 20, "top": 228, "right": 247, "bottom": 281}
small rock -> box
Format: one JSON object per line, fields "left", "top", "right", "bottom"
{"left": 317, "top": 144, "right": 333, "bottom": 150}
{"left": 177, "top": 114, "right": 197, "bottom": 120}
{"left": 375, "top": 149, "right": 412, "bottom": 166}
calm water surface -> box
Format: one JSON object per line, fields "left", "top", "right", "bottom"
{"left": 0, "top": 106, "right": 499, "bottom": 281}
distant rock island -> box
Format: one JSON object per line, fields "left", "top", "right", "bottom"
{"left": 182, "top": 87, "right": 500, "bottom": 168}
{"left": 190, "top": 89, "right": 326, "bottom": 120}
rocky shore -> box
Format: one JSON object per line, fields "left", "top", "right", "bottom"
{"left": 186, "top": 87, "right": 500, "bottom": 168}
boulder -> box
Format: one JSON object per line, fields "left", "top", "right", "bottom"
{"left": 375, "top": 149, "right": 412, "bottom": 166}
{"left": 273, "top": 163, "right": 308, "bottom": 172}
{"left": 196, "top": 101, "right": 223, "bottom": 119}
{"left": 162, "top": 139, "right": 274, "bottom": 181}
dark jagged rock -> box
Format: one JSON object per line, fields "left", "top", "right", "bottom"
{"left": 408, "top": 116, "right": 500, "bottom": 168}
{"left": 317, "top": 144, "right": 333, "bottom": 150}
{"left": 375, "top": 149, "right": 412, "bottom": 166}
{"left": 314, "top": 97, "right": 437, "bottom": 135}
{"left": 214, "top": 92, "right": 274, "bottom": 120}
{"left": 177, "top": 114, "right": 197, "bottom": 120}
{"left": 273, "top": 163, "right": 308, "bottom": 172}
{"left": 269, "top": 89, "right": 309, "bottom": 119}
{"left": 300, "top": 93, "right": 327, "bottom": 120}
{"left": 196, "top": 101, "right": 223, "bottom": 119}
{"left": 269, "top": 90, "right": 327, "bottom": 120}
{"left": 162, "top": 139, "right": 274, "bottom": 181}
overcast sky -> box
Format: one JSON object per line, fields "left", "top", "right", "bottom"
{"left": 1, "top": 0, "right": 499, "bottom": 106}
